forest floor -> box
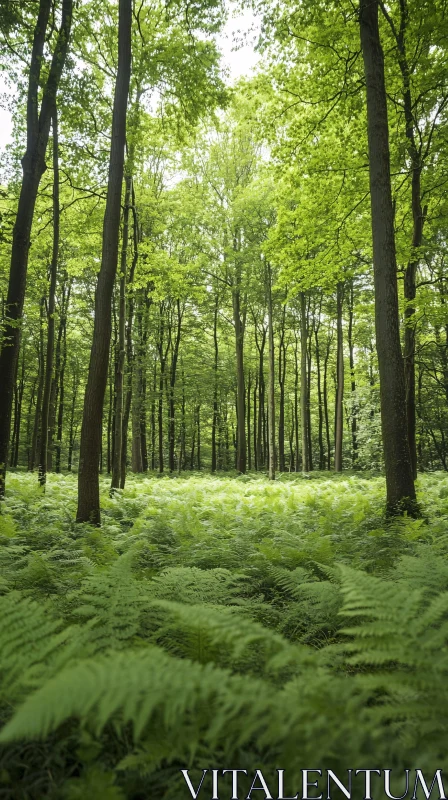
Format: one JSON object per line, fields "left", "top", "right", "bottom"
{"left": 1, "top": 471, "right": 448, "bottom": 797}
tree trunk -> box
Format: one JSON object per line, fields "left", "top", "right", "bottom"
{"left": 29, "top": 301, "right": 45, "bottom": 472}
{"left": 334, "top": 281, "right": 344, "bottom": 472}
{"left": 255, "top": 325, "right": 266, "bottom": 469}
{"left": 197, "top": 404, "right": 201, "bottom": 470}
{"left": 39, "top": 109, "right": 59, "bottom": 488}
{"left": 111, "top": 172, "right": 131, "bottom": 492}
{"left": 294, "top": 331, "right": 300, "bottom": 472}
{"left": 324, "top": 332, "right": 332, "bottom": 470}
{"left": 300, "top": 292, "right": 310, "bottom": 472}
{"left": 67, "top": 368, "right": 78, "bottom": 472}
{"left": 348, "top": 279, "right": 358, "bottom": 467}
{"left": 233, "top": 288, "right": 246, "bottom": 473}
{"left": 278, "top": 303, "right": 287, "bottom": 472}
{"left": 247, "top": 371, "right": 252, "bottom": 471}
{"left": 0, "top": 0, "right": 73, "bottom": 498}
{"left": 76, "top": 0, "right": 131, "bottom": 523}
{"left": 359, "top": 0, "right": 418, "bottom": 515}
{"left": 253, "top": 373, "right": 258, "bottom": 470}
{"left": 267, "top": 262, "right": 276, "bottom": 480}
{"left": 211, "top": 295, "right": 219, "bottom": 473}
{"left": 380, "top": 0, "right": 427, "bottom": 480}
{"left": 168, "top": 300, "right": 183, "bottom": 473}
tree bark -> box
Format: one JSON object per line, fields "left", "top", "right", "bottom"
{"left": 111, "top": 172, "right": 132, "bottom": 492}
{"left": 278, "top": 303, "right": 287, "bottom": 472}
{"left": 29, "top": 301, "right": 45, "bottom": 472}
{"left": 38, "top": 109, "right": 59, "bottom": 487}
{"left": 267, "top": 262, "right": 276, "bottom": 480}
{"left": 348, "top": 278, "right": 358, "bottom": 467}
{"left": 359, "top": 0, "right": 418, "bottom": 515}
{"left": 232, "top": 287, "right": 246, "bottom": 473}
{"left": 380, "top": 0, "right": 426, "bottom": 480}
{"left": 300, "top": 292, "right": 310, "bottom": 472}
{"left": 211, "top": 294, "right": 219, "bottom": 473}
{"left": 0, "top": 0, "right": 73, "bottom": 498}
{"left": 168, "top": 300, "right": 183, "bottom": 472}
{"left": 334, "top": 281, "right": 344, "bottom": 472}
{"left": 77, "top": 0, "right": 131, "bottom": 523}
{"left": 294, "top": 331, "right": 300, "bottom": 472}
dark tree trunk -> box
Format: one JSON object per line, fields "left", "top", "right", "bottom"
{"left": 315, "top": 325, "right": 325, "bottom": 470}
{"left": 300, "top": 292, "right": 310, "bottom": 471}
{"left": 255, "top": 325, "right": 266, "bottom": 469}
{"left": 324, "top": 332, "right": 332, "bottom": 470}
{"left": 253, "top": 373, "right": 258, "bottom": 470}
{"left": 359, "top": 0, "right": 418, "bottom": 515}
{"left": 10, "top": 350, "right": 25, "bottom": 468}
{"left": 26, "top": 377, "right": 37, "bottom": 469}
{"left": 278, "top": 303, "right": 287, "bottom": 472}
{"left": 267, "top": 263, "right": 276, "bottom": 480}
{"left": 211, "top": 295, "right": 219, "bottom": 473}
{"left": 294, "top": 331, "right": 300, "bottom": 472}
{"left": 67, "top": 369, "right": 78, "bottom": 472}
{"left": 39, "top": 109, "right": 59, "bottom": 488}
{"left": 29, "top": 301, "right": 45, "bottom": 472}
{"left": 380, "top": 0, "right": 427, "bottom": 480}
{"left": 120, "top": 211, "right": 138, "bottom": 487}
{"left": 233, "top": 287, "right": 246, "bottom": 473}
{"left": 111, "top": 173, "right": 132, "bottom": 493}
{"left": 54, "top": 279, "right": 71, "bottom": 473}
{"left": 247, "top": 371, "right": 252, "bottom": 471}
{"left": 150, "top": 361, "right": 156, "bottom": 471}
{"left": 0, "top": 0, "right": 73, "bottom": 498}
{"left": 77, "top": 0, "right": 131, "bottom": 524}
{"left": 168, "top": 300, "right": 183, "bottom": 473}
{"left": 334, "top": 281, "right": 344, "bottom": 472}
{"left": 197, "top": 404, "right": 201, "bottom": 470}
{"left": 348, "top": 279, "right": 358, "bottom": 467}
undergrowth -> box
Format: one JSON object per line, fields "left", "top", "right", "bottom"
{"left": 1, "top": 472, "right": 448, "bottom": 798}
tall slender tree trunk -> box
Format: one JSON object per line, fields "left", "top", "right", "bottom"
{"left": 168, "top": 300, "right": 183, "bottom": 473}
{"left": 12, "top": 351, "right": 26, "bottom": 468}
{"left": 39, "top": 109, "right": 59, "bottom": 488}
{"left": 348, "top": 279, "right": 358, "bottom": 467}
{"left": 120, "top": 195, "right": 138, "bottom": 488}
{"left": 111, "top": 172, "right": 132, "bottom": 492}
{"left": 197, "top": 404, "right": 201, "bottom": 470}
{"left": 255, "top": 326, "right": 266, "bottom": 469}
{"left": 380, "top": 0, "right": 426, "bottom": 479}
{"left": 54, "top": 279, "right": 70, "bottom": 473}
{"left": 324, "top": 333, "right": 332, "bottom": 470}
{"left": 278, "top": 304, "right": 287, "bottom": 472}
{"left": 359, "top": 0, "right": 418, "bottom": 515}
{"left": 294, "top": 331, "right": 300, "bottom": 472}
{"left": 267, "top": 263, "right": 276, "bottom": 480}
{"left": 233, "top": 287, "right": 246, "bottom": 473}
{"left": 253, "top": 374, "right": 258, "bottom": 470}
{"left": 247, "top": 371, "right": 252, "bottom": 471}
{"left": 334, "top": 281, "right": 344, "bottom": 472}
{"left": 315, "top": 326, "right": 325, "bottom": 470}
{"left": 29, "top": 301, "right": 45, "bottom": 472}
{"left": 0, "top": 0, "right": 73, "bottom": 498}
{"left": 76, "top": 0, "right": 131, "bottom": 523}
{"left": 211, "top": 295, "right": 219, "bottom": 473}
{"left": 300, "top": 292, "right": 310, "bottom": 472}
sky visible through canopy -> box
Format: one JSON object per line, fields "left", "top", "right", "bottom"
{"left": 0, "top": 7, "right": 259, "bottom": 153}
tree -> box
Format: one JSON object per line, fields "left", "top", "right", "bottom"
{"left": 0, "top": 0, "right": 73, "bottom": 498}
{"left": 76, "top": 0, "right": 132, "bottom": 524}
{"left": 359, "top": 0, "right": 418, "bottom": 515}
